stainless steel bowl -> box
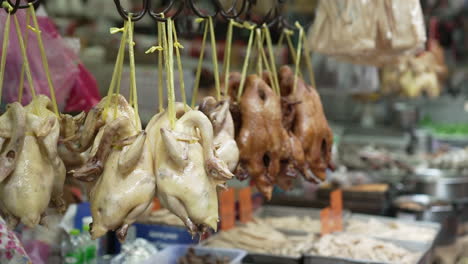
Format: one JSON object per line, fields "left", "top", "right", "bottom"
{"left": 414, "top": 168, "right": 468, "bottom": 201}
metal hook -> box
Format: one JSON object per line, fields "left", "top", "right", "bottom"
{"left": 113, "top": 0, "right": 148, "bottom": 21}
{"left": 7, "top": 0, "right": 40, "bottom": 11}
{"left": 2, "top": 0, "right": 21, "bottom": 14}
{"left": 263, "top": 0, "right": 295, "bottom": 31}
{"left": 214, "top": 0, "right": 247, "bottom": 20}
{"left": 148, "top": 0, "right": 184, "bottom": 22}
{"left": 186, "top": 0, "right": 219, "bottom": 18}
{"left": 231, "top": 0, "right": 256, "bottom": 25}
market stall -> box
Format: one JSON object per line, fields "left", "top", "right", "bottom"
{"left": 0, "top": 0, "right": 467, "bottom": 263}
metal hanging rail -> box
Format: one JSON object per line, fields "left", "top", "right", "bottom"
{"left": 1, "top": 0, "right": 296, "bottom": 30}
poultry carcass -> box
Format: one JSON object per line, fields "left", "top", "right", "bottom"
{"left": 146, "top": 103, "right": 233, "bottom": 234}
{"left": 0, "top": 103, "right": 26, "bottom": 182}
{"left": 262, "top": 71, "right": 307, "bottom": 191}
{"left": 82, "top": 96, "right": 153, "bottom": 241}
{"left": 0, "top": 95, "right": 66, "bottom": 228}
{"left": 70, "top": 95, "right": 140, "bottom": 182}
{"left": 235, "top": 74, "right": 293, "bottom": 199}
{"left": 58, "top": 113, "right": 88, "bottom": 171}
{"left": 199, "top": 96, "right": 239, "bottom": 173}
{"left": 278, "top": 66, "right": 333, "bottom": 182}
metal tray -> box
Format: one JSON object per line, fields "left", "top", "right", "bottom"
{"left": 257, "top": 206, "right": 439, "bottom": 264}
{"left": 304, "top": 240, "right": 431, "bottom": 264}
{"left": 256, "top": 206, "right": 441, "bottom": 245}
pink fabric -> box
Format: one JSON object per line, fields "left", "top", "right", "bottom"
{"left": 0, "top": 218, "right": 31, "bottom": 264}
{"left": 0, "top": 9, "right": 100, "bottom": 111}
{"left": 65, "top": 63, "right": 101, "bottom": 112}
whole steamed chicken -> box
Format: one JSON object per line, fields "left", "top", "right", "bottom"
{"left": 146, "top": 104, "right": 233, "bottom": 235}
{"left": 0, "top": 96, "right": 66, "bottom": 228}
{"left": 71, "top": 95, "right": 154, "bottom": 241}
{"left": 199, "top": 96, "right": 239, "bottom": 173}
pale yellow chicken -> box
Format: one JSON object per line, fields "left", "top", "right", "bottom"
{"left": 0, "top": 95, "right": 65, "bottom": 228}
{"left": 146, "top": 103, "right": 233, "bottom": 235}
{"left": 199, "top": 96, "right": 239, "bottom": 174}
{"left": 70, "top": 95, "right": 155, "bottom": 241}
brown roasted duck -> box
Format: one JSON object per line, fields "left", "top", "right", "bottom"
{"left": 278, "top": 66, "right": 333, "bottom": 182}
{"left": 235, "top": 74, "right": 291, "bottom": 199}
{"left": 0, "top": 96, "right": 66, "bottom": 228}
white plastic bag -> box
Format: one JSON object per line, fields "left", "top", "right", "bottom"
{"left": 309, "top": 0, "right": 426, "bottom": 66}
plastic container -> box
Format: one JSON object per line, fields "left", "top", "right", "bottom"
{"left": 62, "top": 229, "right": 84, "bottom": 264}
{"left": 142, "top": 245, "right": 246, "bottom": 264}
{"left": 82, "top": 224, "right": 98, "bottom": 264}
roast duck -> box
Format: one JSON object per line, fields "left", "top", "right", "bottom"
{"left": 0, "top": 96, "right": 66, "bottom": 228}
{"left": 226, "top": 66, "right": 333, "bottom": 199}
{"left": 146, "top": 103, "right": 234, "bottom": 235}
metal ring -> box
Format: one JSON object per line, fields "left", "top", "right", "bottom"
{"left": 148, "top": 0, "right": 184, "bottom": 22}
{"left": 2, "top": 0, "right": 21, "bottom": 14}
{"left": 263, "top": 0, "right": 295, "bottom": 30}
{"left": 6, "top": 0, "right": 39, "bottom": 13}
{"left": 113, "top": 0, "right": 148, "bottom": 21}
{"left": 186, "top": 0, "right": 219, "bottom": 18}
{"left": 214, "top": 0, "right": 248, "bottom": 19}
{"left": 232, "top": 0, "right": 256, "bottom": 25}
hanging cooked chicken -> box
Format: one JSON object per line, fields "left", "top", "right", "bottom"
{"left": 146, "top": 103, "right": 233, "bottom": 235}
{"left": 0, "top": 103, "right": 26, "bottom": 182}
{"left": 69, "top": 95, "right": 139, "bottom": 182}
{"left": 0, "top": 95, "right": 66, "bottom": 228}
{"left": 199, "top": 96, "right": 239, "bottom": 173}
{"left": 278, "top": 66, "right": 334, "bottom": 182}
{"left": 65, "top": 94, "right": 153, "bottom": 241}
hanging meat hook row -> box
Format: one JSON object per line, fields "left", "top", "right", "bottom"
{"left": 118, "top": 0, "right": 249, "bottom": 22}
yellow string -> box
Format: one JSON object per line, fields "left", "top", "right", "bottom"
{"left": 276, "top": 31, "right": 285, "bottom": 56}
{"left": 0, "top": 3, "right": 12, "bottom": 105}
{"left": 222, "top": 19, "right": 234, "bottom": 96}
{"left": 263, "top": 25, "right": 280, "bottom": 95}
{"left": 127, "top": 17, "right": 139, "bottom": 128}
{"left": 236, "top": 22, "right": 255, "bottom": 101}
{"left": 282, "top": 30, "right": 295, "bottom": 63}
{"left": 13, "top": 15, "right": 36, "bottom": 101}
{"left": 166, "top": 18, "right": 176, "bottom": 128}
{"left": 191, "top": 18, "right": 208, "bottom": 108}
{"left": 208, "top": 17, "right": 221, "bottom": 101}
{"left": 256, "top": 29, "right": 274, "bottom": 88}
{"left": 293, "top": 22, "right": 304, "bottom": 93}
{"left": 114, "top": 26, "right": 127, "bottom": 121}
{"left": 256, "top": 29, "right": 262, "bottom": 76}
{"left": 103, "top": 22, "right": 128, "bottom": 121}
{"left": 28, "top": 4, "right": 58, "bottom": 116}
{"left": 157, "top": 22, "right": 164, "bottom": 112}
{"left": 301, "top": 29, "right": 316, "bottom": 88}
{"left": 18, "top": 11, "right": 30, "bottom": 103}
{"left": 172, "top": 22, "right": 187, "bottom": 111}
